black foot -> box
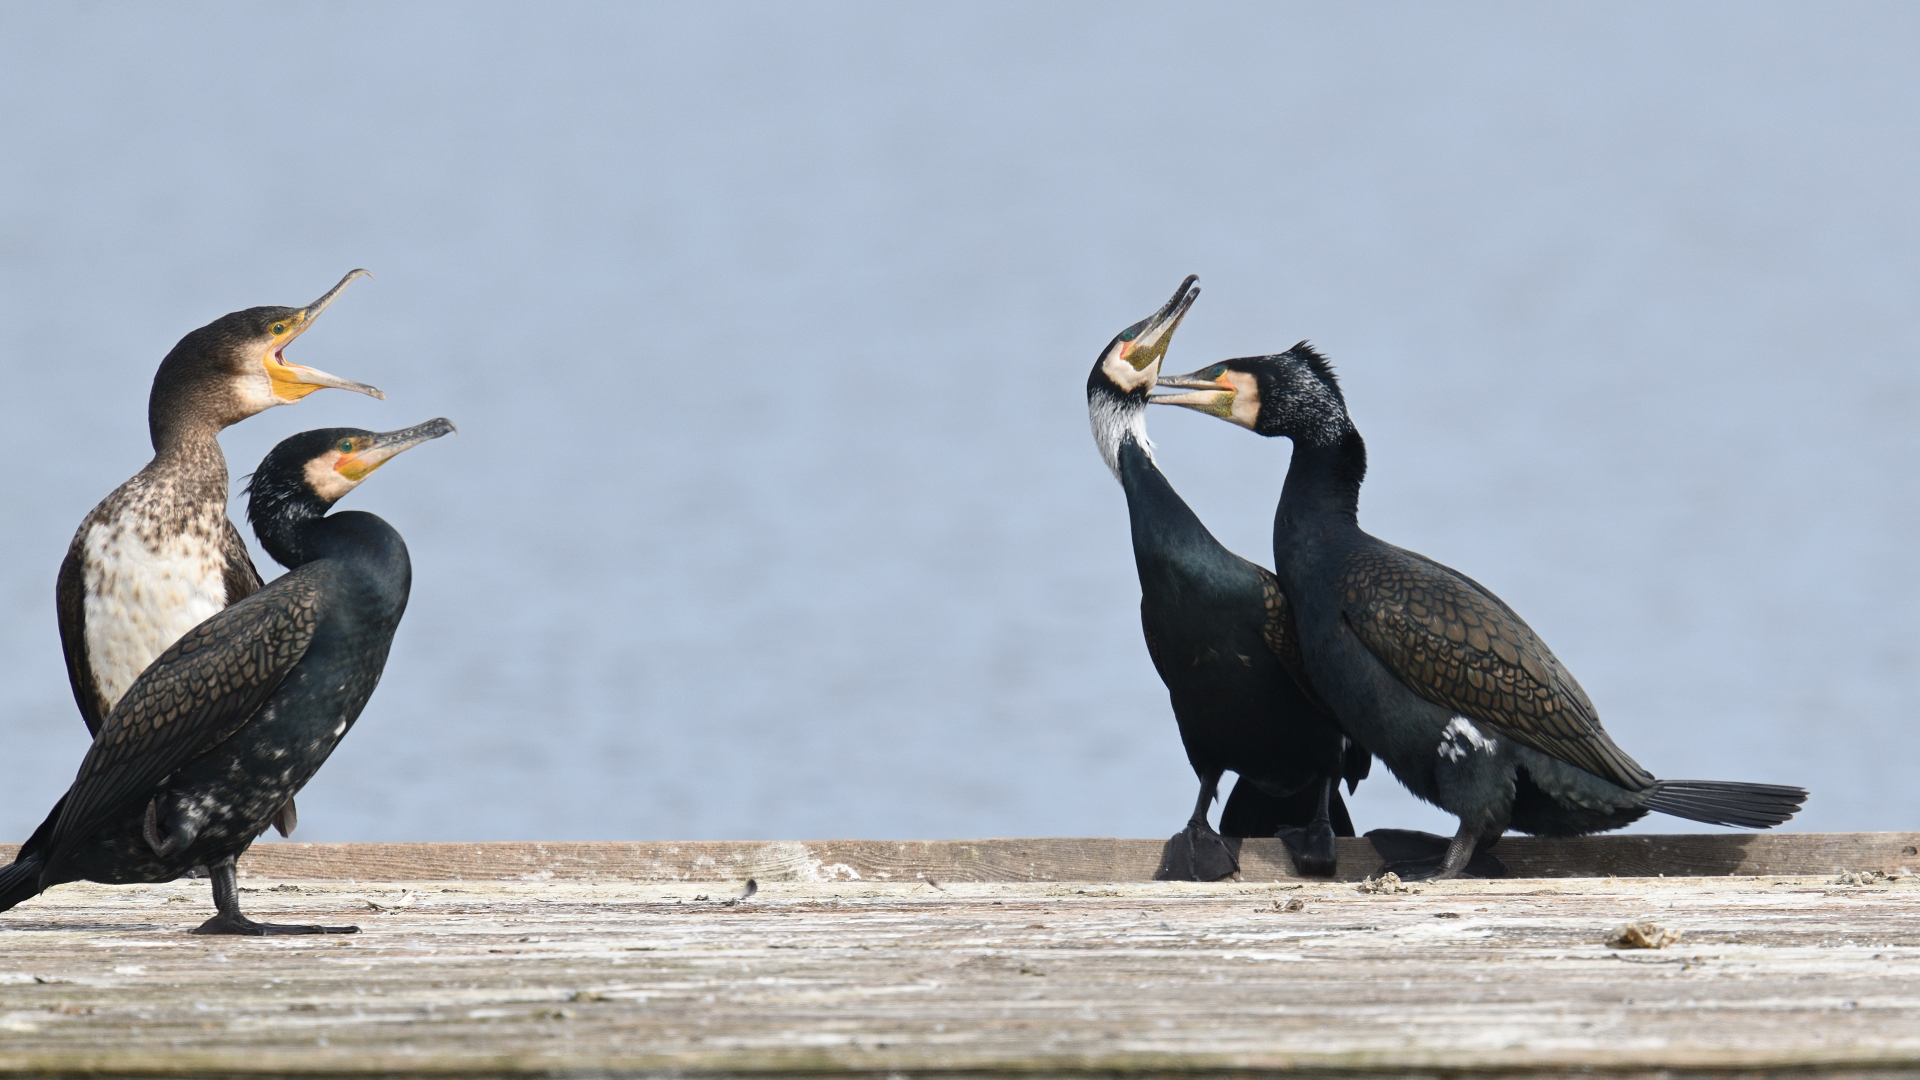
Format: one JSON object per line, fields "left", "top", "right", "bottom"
{"left": 192, "top": 914, "right": 360, "bottom": 936}
{"left": 1366, "top": 829, "right": 1507, "bottom": 880}
{"left": 1155, "top": 822, "right": 1240, "bottom": 881}
{"left": 1276, "top": 820, "right": 1339, "bottom": 877}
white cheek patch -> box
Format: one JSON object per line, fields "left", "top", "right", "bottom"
{"left": 1226, "top": 371, "right": 1262, "bottom": 429}
{"left": 304, "top": 453, "right": 362, "bottom": 503}
{"left": 82, "top": 520, "right": 230, "bottom": 709}
{"left": 1101, "top": 348, "right": 1160, "bottom": 394}
{"left": 233, "top": 357, "right": 285, "bottom": 415}
{"left": 1438, "top": 716, "right": 1495, "bottom": 763}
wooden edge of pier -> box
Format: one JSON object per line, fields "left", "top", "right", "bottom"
{"left": 5, "top": 830, "right": 1914, "bottom": 883}
{"left": 2, "top": 834, "right": 1919, "bottom": 1077}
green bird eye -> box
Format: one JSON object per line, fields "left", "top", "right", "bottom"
{"left": 272, "top": 323, "right": 287, "bottom": 335}
{"left": 1119, "top": 328, "right": 1138, "bottom": 343}
{"left": 338, "top": 440, "right": 355, "bottom": 453}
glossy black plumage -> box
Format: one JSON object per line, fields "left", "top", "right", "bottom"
{"left": 1154, "top": 347, "right": 1805, "bottom": 878}
{"left": 1089, "top": 280, "right": 1366, "bottom": 880}
{"left": 2, "top": 420, "right": 450, "bottom": 933}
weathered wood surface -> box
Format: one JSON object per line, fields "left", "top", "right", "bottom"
{"left": 4, "top": 832, "right": 1914, "bottom": 884}
{"left": 2, "top": 871, "right": 1919, "bottom": 1077}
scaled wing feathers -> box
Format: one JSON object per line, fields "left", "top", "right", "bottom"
{"left": 49, "top": 577, "right": 321, "bottom": 851}
{"left": 1338, "top": 545, "right": 1655, "bottom": 791}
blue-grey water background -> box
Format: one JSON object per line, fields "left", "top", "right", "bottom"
{"left": 1, "top": 3, "right": 1915, "bottom": 842}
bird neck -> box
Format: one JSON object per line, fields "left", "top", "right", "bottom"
{"left": 1116, "top": 440, "right": 1228, "bottom": 575}
{"left": 1277, "top": 428, "right": 1368, "bottom": 533}
{"left": 144, "top": 424, "right": 231, "bottom": 499}
{"left": 257, "top": 507, "right": 408, "bottom": 592}
{"left": 149, "top": 381, "right": 245, "bottom": 456}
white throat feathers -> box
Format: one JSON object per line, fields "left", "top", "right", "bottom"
{"left": 1089, "top": 391, "right": 1154, "bottom": 480}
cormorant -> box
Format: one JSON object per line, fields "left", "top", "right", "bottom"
{"left": 2, "top": 419, "right": 452, "bottom": 934}
{"left": 1088, "top": 278, "right": 1369, "bottom": 880}
{"left": 1153, "top": 348, "right": 1806, "bottom": 879}
{"left": 56, "top": 271, "right": 383, "bottom": 838}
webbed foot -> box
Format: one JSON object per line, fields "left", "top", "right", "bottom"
{"left": 1155, "top": 821, "right": 1240, "bottom": 881}
{"left": 192, "top": 913, "right": 359, "bottom": 936}
{"left": 1276, "top": 819, "right": 1339, "bottom": 877}
{"left": 1366, "top": 828, "right": 1507, "bottom": 880}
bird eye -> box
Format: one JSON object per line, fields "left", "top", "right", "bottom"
{"left": 272, "top": 323, "right": 287, "bottom": 335}
{"left": 1119, "top": 328, "right": 1139, "bottom": 343}
{"left": 338, "top": 439, "right": 355, "bottom": 453}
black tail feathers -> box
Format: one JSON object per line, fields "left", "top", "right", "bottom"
{"left": 1645, "top": 780, "right": 1807, "bottom": 830}
{"left": 0, "top": 853, "right": 45, "bottom": 914}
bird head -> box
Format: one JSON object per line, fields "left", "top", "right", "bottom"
{"left": 246, "top": 418, "right": 455, "bottom": 569}
{"left": 150, "top": 270, "right": 385, "bottom": 443}
{"left": 1152, "top": 343, "right": 1352, "bottom": 446}
{"left": 1085, "top": 274, "right": 1199, "bottom": 404}
{"left": 1086, "top": 276, "right": 1199, "bottom": 476}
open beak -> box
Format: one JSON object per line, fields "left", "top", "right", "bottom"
{"left": 1115, "top": 274, "right": 1201, "bottom": 373}
{"left": 336, "top": 418, "right": 457, "bottom": 481}
{"left": 268, "top": 269, "right": 386, "bottom": 402}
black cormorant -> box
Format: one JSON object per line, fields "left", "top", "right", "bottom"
{"left": 56, "top": 270, "right": 383, "bottom": 837}
{"left": 1088, "top": 278, "right": 1369, "bottom": 880}
{"left": 2, "top": 419, "right": 452, "bottom": 933}
{"left": 1153, "top": 348, "right": 1806, "bottom": 878}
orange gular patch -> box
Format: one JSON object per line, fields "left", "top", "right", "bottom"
{"left": 336, "top": 453, "right": 384, "bottom": 482}
{"left": 265, "top": 346, "right": 326, "bottom": 402}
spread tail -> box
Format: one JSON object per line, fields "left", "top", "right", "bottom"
{"left": 1645, "top": 780, "right": 1807, "bottom": 829}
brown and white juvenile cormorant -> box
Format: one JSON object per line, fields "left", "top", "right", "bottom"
{"left": 1153, "top": 348, "right": 1806, "bottom": 878}
{"left": 1, "top": 419, "right": 452, "bottom": 934}
{"left": 1089, "top": 278, "right": 1369, "bottom": 880}
{"left": 56, "top": 271, "right": 383, "bottom": 837}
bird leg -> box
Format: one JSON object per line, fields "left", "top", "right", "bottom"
{"left": 191, "top": 858, "right": 359, "bottom": 936}
{"left": 1275, "top": 777, "right": 1339, "bottom": 877}
{"left": 1154, "top": 772, "right": 1240, "bottom": 881}
{"left": 1369, "top": 827, "right": 1508, "bottom": 881}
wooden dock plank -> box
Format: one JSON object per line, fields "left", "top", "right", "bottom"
{"left": 0, "top": 838, "right": 1916, "bottom": 1076}
{"left": 0, "top": 830, "right": 1886, "bottom": 884}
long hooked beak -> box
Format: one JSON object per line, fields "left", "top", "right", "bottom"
{"left": 1152, "top": 372, "right": 1227, "bottom": 391}
{"left": 302, "top": 268, "right": 372, "bottom": 322}
{"left": 1117, "top": 275, "right": 1201, "bottom": 371}
{"left": 270, "top": 269, "right": 385, "bottom": 401}
{"left": 1149, "top": 365, "right": 1241, "bottom": 419}
{"left": 336, "top": 418, "right": 457, "bottom": 481}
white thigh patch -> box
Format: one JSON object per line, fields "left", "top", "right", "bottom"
{"left": 1438, "top": 716, "right": 1495, "bottom": 763}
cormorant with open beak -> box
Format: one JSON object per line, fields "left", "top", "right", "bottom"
{"left": 2, "top": 419, "right": 452, "bottom": 934}
{"left": 1089, "top": 277, "right": 1369, "bottom": 880}
{"left": 1153, "top": 347, "right": 1805, "bottom": 879}
{"left": 56, "top": 271, "right": 383, "bottom": 838}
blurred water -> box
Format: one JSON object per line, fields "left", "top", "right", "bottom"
{"left": 0, "top": 3, "right": 1915, "bottom": 843}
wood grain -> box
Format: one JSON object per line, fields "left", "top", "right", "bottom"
{"left": 3, "top": 832, "right": 1908, "bottom": 884}
{"left": 1, "top": 873, "right": 1918, "bottom": 1076}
